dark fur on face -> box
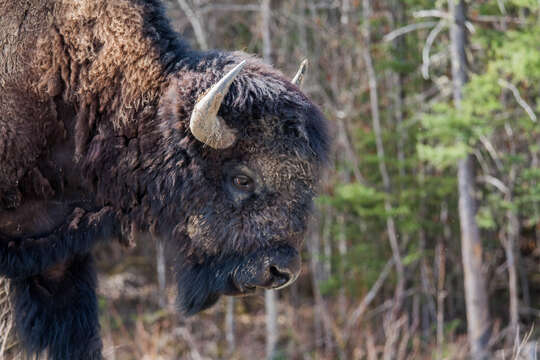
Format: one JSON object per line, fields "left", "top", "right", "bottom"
{"left": 0, "top": 0, "right": 330, "bottom": 357}
{"left": 149, "top": 55, "right": 329, "bottom": 313}
{"left": 176, "top": 245, "right": 301, "bottom": 315}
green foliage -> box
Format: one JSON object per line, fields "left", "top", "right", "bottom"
{"left": 492, "top": 27, "right": 540, "bottom": 81}
{"left": 320, "top": 275, "right": 342, "bottom": 296}
{"left": 402, "top": 247, "right": 422, "bottom": 266}
{"left": 508, "top": 0, "right": 540, "bottom": 10}
{"left": 331, "top": 183, "right": 387, "bottom": 218}
{"left": 417, "top": 143, "right": 468, "bottom": 169}
{"left": 476, "top": 206, "right": 497, "bottom": 230}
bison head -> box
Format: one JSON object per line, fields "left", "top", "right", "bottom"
{"left": 155, "top": 54, "right": 329, "bottom": 315}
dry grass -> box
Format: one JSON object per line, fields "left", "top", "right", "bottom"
{"left": 0, "top": 276, "right": 18, "bottom": 360}
{"left": 1, "top": 270, "right": 538, "bottom": 360}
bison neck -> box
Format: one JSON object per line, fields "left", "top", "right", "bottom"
{"left": 33, "top": 1, "right": 196, "bottom": 233}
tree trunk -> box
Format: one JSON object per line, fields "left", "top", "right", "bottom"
{"left": 322, "top": 210, "right": 332, "bottom": 282}
{"left": 337, "top": 214, "right": 348, "bottom": 322}
{"left": 504, "top": 124, "right": 521, "bottom": 344}
{"left": 505, "top": 204, "right": 520, "bottom": 344}
{"left": 156, "top": 241, "right": 167, "bottom": 307}
{"left": 419, "top": 166, "right": 436, "bottom": 340}
{"left": 436, "top": 239, "right": 446, "bottom": 360}
{"left": 225, "top": 298, "right": 236, "bottom": 355}
{"left": 457, "top": 156, "right": 491, "bottom": 359}
{"left": 361, "top": 2, "right": 404, "bottom": 357}
{"left": 437, "top": 202, "right": 450, "bottom": 360}
{"left": 450, "top": 1, "right": 491, "bottom": 358}
{"left": 265, "top": 290, "right": 278, "bottom": 360}
{"left": 390, "top": 0, "right": 407, "bottom": 179}
{"left": 308, "top": 214, "right": 324, "bottom": 348}
{"left": 261, "top": 0, "right": 272, "bottom": 64}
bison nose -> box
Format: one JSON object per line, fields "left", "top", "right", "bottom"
{"left": 235, "top": 246, "right": 301, "bottom": 291}
{"left": 267, "top": 264, "right": 294, "bottom": 289}
{"left": 263, "top": 246, "right": 301, "bottom": 289}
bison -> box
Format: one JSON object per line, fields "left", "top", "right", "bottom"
{"left": 0, "top": 0, "right": 329, "bottom": 358}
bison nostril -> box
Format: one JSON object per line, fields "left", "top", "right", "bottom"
{"left": 234, "top": 246, "right": 301, "bottom": 292}
{"left": 268, "top": 265, "right": 292, "bottom": 289}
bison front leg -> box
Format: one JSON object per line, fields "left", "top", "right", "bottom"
{"left": 0, "top": 206, "right": 118, "bottom": 279}
{"left": 11, "top": 253, "right": 103, "bottom": 359}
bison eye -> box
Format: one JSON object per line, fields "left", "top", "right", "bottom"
{"left": 232, "top": 174, "right": 254, "bottom": 192}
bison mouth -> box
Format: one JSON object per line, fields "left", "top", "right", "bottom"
{"left": 176, "top": 245, "right": 301, "bottom": 315}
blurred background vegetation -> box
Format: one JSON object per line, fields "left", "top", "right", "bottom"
{"left": 90, "top": 0, "right": 539, "bottom": 359}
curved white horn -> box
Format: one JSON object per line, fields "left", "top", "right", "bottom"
{"left": 189, "top": 60, "right": 247, "bottom": 149}
{"left": 292, "top": 59, "right": 308, "bottom": 87}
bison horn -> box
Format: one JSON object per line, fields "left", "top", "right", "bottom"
{"left": 292, "top": 59, "right": 308, "bottom": 87}
{"left": 189, "top": 60, "right": 247, "bottom": 149}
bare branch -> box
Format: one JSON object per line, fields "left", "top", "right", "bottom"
{"left": 344, "top": 258, "right": 395, "bottom": 336}
{"left": 473, "top": 149, "right": 491, "bottom": 175}
{"left": 177, "top": 0, "right": 208, "bottom": 50}
{"left": 174, "top": 327, "right": 203, "bottom": 360}
{"left": 198, "top": 4, "right": 261, "bottom": 14}
{"left": 413, "top": 9, "right": 474, "bottom": 33}
{"left": 413, "top": 9, "right": 451, "bottom": 19}
{"left": 469, "top": 15, "right": 527, "bottom": 24}
{"left": 478, "top": 134, "right": 504, "bottom": 172}
{"left": 497, "top": 0, "right": 507, "bottom": 15}
{"left": 292, "top": 59, "right": 309, "bottom": 86}
{"left": 512, "top": 325, "right": 536, "bottom": 359}
{"left": 383, "top": 21, "right": 438, "bottom": 42}
{"left": 498, "top": 79, "right": 537, "bottom": 122}
{"left": 519, "top": 308, "right": 540, "bottom": 318}
{"left": 422, "top": 20, "right": 447, "bottom": 79}
{"left": 478, "top": 175, "right": 510, "bottom": 196}
{"left": 465, "top": 21, "right": 476, "bottom": 34}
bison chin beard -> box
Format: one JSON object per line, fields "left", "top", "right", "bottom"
{"left": 175, "top": 246, "right": 301, "bottom": 316}
{"left": 175, "top": 254, "right": 248, "bottom": 316}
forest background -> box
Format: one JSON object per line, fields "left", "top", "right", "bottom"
{"left": 10, "top": 0, "right": 539, "bottom": 359}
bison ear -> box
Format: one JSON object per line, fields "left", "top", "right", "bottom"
{"left": 189, "top": 61, "right": 246, "bottom": 149}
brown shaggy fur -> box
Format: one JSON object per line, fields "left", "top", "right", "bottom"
{"left": 1, "top": 0, "right": 176, "bottom": 197}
